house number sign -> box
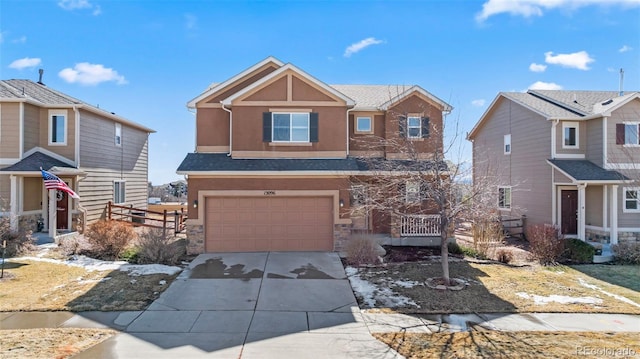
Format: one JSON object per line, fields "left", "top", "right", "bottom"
{"left": 264, "top": 191, "right": 276, "bottom": 196}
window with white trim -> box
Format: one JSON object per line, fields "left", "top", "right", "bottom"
{"left": 114, "top": 180, "right": 126, "bottom": 204}
{"left": 498, "top": 186, "right": 511, "bottom": 210}
{"left": 623, "top": 123, "right": 639, "bottom": 146}
{"left": 623, "top": 187, "right": 640, "bottom": 213}
{"left": 563, "top": 122, "right": 579, "bottom": 148}
{"left": 407, "top": 116, "right": 422, "bottom": 138}
{"left": 405, "top": 181, "right": 421, "bottom": 203}
{"left": 504, "top": 134, "right": 511, "bottom": 154}
{"left": 48, "top": 110, "right": 67, "bottom": 145}
{"left": 272, "top": 113, "right": 309, "bottom": 142}
{"left": 355, "top": 116, "right": 372, "bottom": 133}
{"left": 115, "top": 123, "right": 122, "bottom": 146}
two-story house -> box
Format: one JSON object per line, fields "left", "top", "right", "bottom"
{"left": 177, "top": 57, "right": 452, "bottom": 254}
{"left": 0, "top": 78, "right": 155, "bottom": 238}
{"left": 468, "top": 90, "right": 640, "bottom": 246}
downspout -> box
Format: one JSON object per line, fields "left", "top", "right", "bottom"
{"left": 551, "top": 119, "right": 559, "bottom": 159}
{"left": 221, "top": 103, "right": 233, "bottom": 157}
{"left": 76, "top": 172, "right": 88, "bottom": 233}
{"left": 346, "top": 108, "right": 355, "bottom": 157}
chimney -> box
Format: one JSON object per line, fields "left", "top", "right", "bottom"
{"left": 37, "top": 69, "right": 45, "bottom": 85}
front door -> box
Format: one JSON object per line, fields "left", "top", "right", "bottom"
{"left": 561, "top": 190, "right": 578, "bottom": 235}
{"left": 56, "top": 189, "right": 68, "bottom": 230}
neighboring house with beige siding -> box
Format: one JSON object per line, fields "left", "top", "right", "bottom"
{"left": 0, "top": 79, "right": 154, "bottom": 238}
{"left": 177, "top": 57, "right": 452, "bottom": 254}
{"left": 468, "top": 90, "right": 640, "bottom": 246}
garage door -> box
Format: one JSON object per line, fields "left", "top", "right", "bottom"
{"left": 205, "top": 197, "right": 333, "bottom": 252}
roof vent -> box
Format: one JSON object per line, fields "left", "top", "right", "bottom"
{"left": 573, "top": 93, "right": 578, "bottom": 103}
{"left": 37, "top": 69, "right": 45, "bottom": 86}
{"left": 602, "top": 99, "right": 613, "bottom": 106}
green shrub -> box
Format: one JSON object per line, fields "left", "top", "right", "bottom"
{"left": 345, "top": 234, "right": 380, "bottom": 266}
{"left": 85, "top": 220, "right": 136, "bottom": 260}
{"left": 459, "top": 245, "right": 487, "bottom": 260}
{"left": 526, "top": 224, "right": 565, "bottom": 266}
{"left": 136, "top": 229, "right": 184, "bottom": 265}
{"left": 447, "top": 241, "right": 463, "bottom": 255}
{"left": 564, "top": 238, "right": 595, "bottom": 264}
{"left": 612, "top": 242, "right": 640, "bottom": 264}
{"left": 119, "top": 247, "right": 140, "bottom": 263}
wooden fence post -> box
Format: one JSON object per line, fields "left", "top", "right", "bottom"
{"left": 108, "top": 201, "right": 112, "bottom": 220}
{"left": 163, "top": 210, "right": 168, "bottom": 238}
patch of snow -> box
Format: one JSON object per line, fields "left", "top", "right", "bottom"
{"left": 8, "top": 255, "right": 181, "bottom": 276}
{"left": 345, "top": 266, "right": 419, "bottom": 308}
{"left": 578, "top": 278, "right": 640, "bottom": 308}
{"left": 392, "top": 280, "right": 421, "bottom": 288}
{"left": 516, "top": 292, "right": 602, "bottom": 305}
{"left": 159, "top": 280, "right": 167, "bottom": 285}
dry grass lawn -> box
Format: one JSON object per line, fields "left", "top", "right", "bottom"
{"left": 375, "top": 331, "right": 640, "bottom": 359}
{"left": 0, "top": 328, "right": 116, "bottom": 359}
{"left": 0, "top": 259, "right": 176, "bottom": 311}
{"left": 355, "top": 260, "right": 640, "bottom": 314}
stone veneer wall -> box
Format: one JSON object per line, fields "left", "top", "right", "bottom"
{"left": 585, "top": 228, "right": 640, "bottom": 244}
{"left": 186, "top": 223, "right": 205, "bottom": 254}
{"left": 333, "top": 224, "right": 351, "bottom": 251}
{"left": 618, "top": 231, "right": 640, "bottom": 243}
{"left": 18, "top": 213, "right": 42, "bottom": 233}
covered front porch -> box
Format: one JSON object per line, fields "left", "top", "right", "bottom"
{"left": 548, "top": 159, "right": 631, "bottom": 246}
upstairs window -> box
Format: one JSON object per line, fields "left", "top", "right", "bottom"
{"left": 115, "top": 123, "right": 122, "bottom": 146}
{"left": 498, "top": 186, "right": 511, "bottom": 210}
{"left": 400, "top": 115, "right": 430, "bottom": 139}
{"left": 504, "top": 134, "right": 511, "bottom": 154}
{"left": 48, "top": 110, "right": 67, "bottom": 145}
{"left": 617, "top": 123, "right": 640, "bottom": 146}
{"left": 355, "top": 116, "right": 372, "bottom": 133}
{"left": 563, "top": 122, "right": 579, "bottom": 148}
{"left": 405, "top": 181, "right": 421, "bottom": 203}
{"left": 624, "top": 187, "right": 640, "bottom": 213}
{"left": 114, "top": 180, "right": 126, "bottom": 204}
{"left": 263, "top": 112, "right": 319, "bottom": 143}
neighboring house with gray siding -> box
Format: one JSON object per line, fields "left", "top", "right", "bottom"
{"left": 0, "top": 79, "right": 154, "bottom": 237}
{"left": 468, "top": 90, "right": 640, "bottom": 245}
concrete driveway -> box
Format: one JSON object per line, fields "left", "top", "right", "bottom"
{"left": 73, "top": 252, "right": 401, "bottom": 359}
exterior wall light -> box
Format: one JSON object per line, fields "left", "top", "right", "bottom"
{"left": 193, "top": 200, "right": 198, "bottom": 209}
{"left": 339, "top": 199, "right": 344, "bottom": 208}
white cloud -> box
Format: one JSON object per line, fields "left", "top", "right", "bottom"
{"left": 12, "top": 36, "right": 27, "bottom": 44}
{"left": 619, "top": 45, "right": 632, "bottom": 53}
{"left": 58, "top": 62, "right": 127, "bottom": 85}
{"left": 529, "top": 63, "right": 547, "bottom": 72}
{"left": 528, "top": 81, "right": 563, "bottom": 90}
{"left": 184, "top": 14, "right": 197, "bottom": 30}
{"left": 58, "top": 0, "right": 101, "bottom": 15}
{"left": 476, "top": 0, "right": 640, "bottom": 22}
{"left": 9, "top": 57, "right": 42, "bottom": 70}
{"left": 544, "top": 51, "right": 594, "bottom": 70}
{"left": 471, "top": 99, "right": 486, "bottom": 107}
{"left": 344, "top": 37, "right": 384, "bottom": 58}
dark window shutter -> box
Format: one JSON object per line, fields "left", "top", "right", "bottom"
{"left": 263, "top": 112, "right": 272, "bottom": 142}
{"left": 398, "top": 116, "right": 407, "bottom": 138}
{"left": 398, "top": 182, "right": 406, "bottom": 198}
{"left": 421, "top": 117, "right": 430, "bottom": 138}
{"left": 310, "top": 112, "right": 319, "bottom": 142}
{"left": 616, "top": 123, "right": 625, "bottom": 145}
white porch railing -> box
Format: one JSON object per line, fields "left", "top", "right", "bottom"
{"left": 401, "top": 214, "right": 441, "bottom": 237}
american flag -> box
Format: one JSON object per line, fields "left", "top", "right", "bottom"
{"left": 41, "top": 169, "right": 80, "bottom": 199}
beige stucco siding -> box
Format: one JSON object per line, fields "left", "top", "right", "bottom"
{"left": 23, "top": 103, "right": 40, "bottom": 153}
{"left": 585, "top": 185, "right": 603, "bottom": 227}
{"left": 196, "top": 108, "right": 229, "bottom": 148}
{"left": 585, "top": 118, "right": 604, "bottom": 166}
{"left": 472, "top": 97, "right": 553, "bottom": 226}
{"left": 0, "top": 103, "right": 21, "bottom": 159}
{"left": 78, "top": 110, "right": 149, "bottom": 223}
{"left": 349, "top": 113, "right": 385, "bottom": 154}
{"left": 607, "top": 99, "right": 640, "bottom": 165}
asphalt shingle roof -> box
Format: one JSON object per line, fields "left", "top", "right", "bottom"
{"left": 0, "top": 79, "right": 82, "bottom": 105}
{"left": 502, "top": 92, "right": 583, "bottom": 119}
{"left": 548, "top": 159, "right": 628, "bottom": 182}
{"left": 330, "top": 85, "right": 416, "bottom": 109}
{"left": 529, "top": 90, "right": 621, "bottom": 115}
{"left": 177, "top": 153, "right": 448, "bottom": 173}
{"left": 0, "top": 151, "right": 77, "bottom": 172}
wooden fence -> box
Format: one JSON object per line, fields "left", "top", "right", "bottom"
{"left": 107, "top": 201, "right": 187, "bottom": 235}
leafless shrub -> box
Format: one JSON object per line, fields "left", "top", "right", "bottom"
{"left": 0, "top": 216, "right": 36, "bottom": 257}
{"left": 85, "top": 220, "right": 137, "bottom": 260}
{"left": 136, "top": 228, "right": 184, "bottom": 265}
{"left": 526, "top": 224, "right": 565, "bottom": 265}
{"left": 612, "top": 242, "right": 640, "bottom": 264}
{"left": 345, "top": 234, "right": 380, "bottom": 266}
{"left": 471, "top": 215, "right": 504, "bottom": 259}
{"left": 59, "top": 235, "right": 92, "bottom": 256}
{"left": 496, "top": 249, "right": 513, "bottom": 264}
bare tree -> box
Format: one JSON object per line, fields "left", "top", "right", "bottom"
{"left": 349, "top": 96, "right": 500, "bottom": 286}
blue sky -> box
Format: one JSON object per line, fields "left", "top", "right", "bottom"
{"left": 2, "top": 0, "right": 639, "bottom": 185}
